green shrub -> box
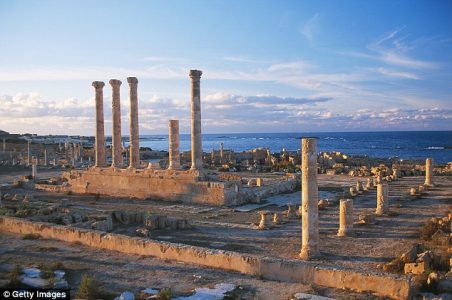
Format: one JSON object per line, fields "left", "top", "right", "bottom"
{"left": 157, "top": 288, "right": 172, "bottom": 300}
{"left": 21, "top": 233, "right": 41, "bottom": 240}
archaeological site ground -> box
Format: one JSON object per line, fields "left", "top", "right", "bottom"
{"left": 0, "top": 72, "right": 451, "bottom": 300}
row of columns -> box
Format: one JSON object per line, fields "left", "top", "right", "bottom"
{"left": 92, "top": 70, "right": 203, "bottom": 171}
{"left": 92, "top": 77, "right": 139, "bottom": 168}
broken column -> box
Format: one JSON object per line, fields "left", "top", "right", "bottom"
{"left": 92, "top": 81, "right": 106, "bottom": 167}
{"left": 300, "top": 137, "right": 320, "bottom": 260}
{"left": 337, "top": 199, "right": 354, "bottom": 237}
{"left": 376, "top": 183, "right": 389, "bottom": 216}
{"left": 424, "top": 158, "right": 433, "bottom": 186}
{"left": 168, "top": 120, "right": 180, "bottom": 170}
{"left": 127, "top": 77, "right": 140, "bottom": 169}
{"left": 189, "top": 70, "right": 203, "bottom": 170}
{"left": 31, "top": 156, "right": 37, "bottom": 180}
{"left": 110, "top": 79, "right": 123, "bottom": 167}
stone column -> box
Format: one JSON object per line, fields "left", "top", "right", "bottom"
{"left": 27, "top": 140, "right": 31, "bottom": 166}
{"left": 220, "top": 142, "right": 224, "bottom": 164}
{"left": 300, "top": 138, "right": 320, "bottom": 260}
{"left": 168, "top": 120, "right": 180, "bottom": 170}
{"left": 337, "top": 199, "right": 354, "bottom": 237}
{"left": 189, "top": 70, "right": 203, "bottom": 170}
{"left": 44, "top": 148, "right": 47, "bottom": 166}
{"left": 110, "top": 79, "right": 123, "bottom": 167}
{"left": 424, "top": 158, "right": 433, "bottom": 186}
{"left": 92, "top": 81, "right": 106, "bottom": 167}
{"left": 376, "top": 183, "right": 389, "bottom": 216}
{"left": 127, "top": 77, "right": 140, "bottom": 169}
{"left": 31, "top": 156, "right": 37, "bottom": 180}
{"left": 2, "top": 138, "right": 5, "bottom": 152}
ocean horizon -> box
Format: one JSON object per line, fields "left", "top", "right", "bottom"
{"left": 132, "top": 130, "right": 452, "bottom": 164}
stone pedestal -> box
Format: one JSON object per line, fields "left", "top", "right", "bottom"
{"left": 424, "top": 158, "right": 433, "bottom": 186}
{"left": 189, "top": 70, "right": 203, "bottom": 170}
{"left": 92, "top": 81, "right": 106, "bottom": 167}
{"left": 376, "top": 183, "right": 389, "bottom": 216}
{"left": 337, "top": 199, "right": 354, "bottom": 237}
{"left": 127, "top": 77, "right": 140, "bottom": 169}
{"left": 110, "top": 79, "right": 123, "bottom": 168}
{"left": 168, "top": 120, "right": 180, "bottom": 170}
{"left": 300, "top": 138, "right": 320, "bottom": 260}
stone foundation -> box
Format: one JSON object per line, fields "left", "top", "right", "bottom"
{"left": 64, "top": 168, "right": 231, "bottom": 205}
{"left": 0, "top": 216, "right": 414, "bottom": 299}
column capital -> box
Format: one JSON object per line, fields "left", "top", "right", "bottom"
{"left": 109, "top": 79, "right": 122, "bottom": 87}
{"left": 127, "top": 77, "right": 138, "bottom": 85}
{"left": 92, "top": 81, "right": 105, "bottom": 89}
{"left": 189, "top": 69, "right": 202, "bottom": 79}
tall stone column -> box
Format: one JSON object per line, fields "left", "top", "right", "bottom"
{"left": 337, "top": 199, "right": 354, "bottom": 237}
{"left": 110, "top": 79, "right": 123, "bottom": 167}
{"left": 168, "top": 120, "right": 180, "bottom": 170}
{"left": 27, "top": 140, "right": 31, "bottom": 166}
{"left": 220, "top": 142, "right": 224, "bottom": 164}
{"left": 127, "top": 77, "right": 140, "bottom": 169}
{"left": 300, "top": 138, "right": 320, "bottom": 260}
{"left": 424, "top": 158, "right": 433, "bottom": 186}
{"left": 31, "top": 156, "right": 37, "bottom": 180}
{"left": 92, "top": 81, "right": 106, "bottom": 167}
{"left": 376, "top": 183, "right": 389, "bottom": 215}
{"left": 44, "top": 148, "right": 47, "bottom": 166}
{"left": 189, "top": 70, "right": 203, "bottom": 170}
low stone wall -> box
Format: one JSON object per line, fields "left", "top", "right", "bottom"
{"left": 65, "top": 168, "right": 228, "bottom": 205}
{"left": 0, "top": 217, "right": 413, "bottom": 299}
{"left": 35, "top": 183, "right": 70, "bottom": 193}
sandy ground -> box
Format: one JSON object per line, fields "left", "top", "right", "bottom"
{"left": 0, "top": 232, "right": 380, "bottom": 299}
{"left": 1, "top": 167, "right": 451, "bottom": 299}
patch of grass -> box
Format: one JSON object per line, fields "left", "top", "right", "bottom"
{"left": 21, "top": 233, "right": 41, "bottom": 240}
{"left": 157, "top": 288, "right": 172, "bottom": 300}
{"left": 7, "top": 265, "right": 22, "bottom": 287}
{"left": 76, "top": 274, "right": 115, "bottom": 300}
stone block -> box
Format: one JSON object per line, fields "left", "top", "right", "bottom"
{"left": 404, "top": 261, "right": 428, "bottom": 275}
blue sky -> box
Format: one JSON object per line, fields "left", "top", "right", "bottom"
{"left": 0, "top": 0, "right": 451, "bottom": 135}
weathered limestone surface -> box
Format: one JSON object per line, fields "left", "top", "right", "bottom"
{"left": 168, "top": 120, "right": 180, "bottom": 170}
{"left": 127, "top": 77, "right": 140, "bottom": 169}
{"left": 424, "top": 158, "right": 433, "bottom": 186}
{"left": 337, "top": 199, "right": 354, "bottom": 237}
{"left": 0, "top": 216, "right": 414, "bottom": 299}
{"left": 92, "top": 81, "right": 106, "bottom": 167}
{"left": 66, "top": 168, "right": 229, "bottom": 205}
{"left": 300, "top": 138, "right": 320, "bottom": 260}
{"left": 189, "top": 70, "right": 203, "bottom": 170}
{"left": 376, "top": 183, "right": 389, "bottom": 216}
{"left": 110, "top": 79, "right": 123, "bottom": 167}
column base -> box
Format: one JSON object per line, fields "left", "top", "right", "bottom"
{"left": 299, "top": 247, "right": 320, "bottom": 260}
{"left": 337, "top": 228, "right": 354, "bottom": 237}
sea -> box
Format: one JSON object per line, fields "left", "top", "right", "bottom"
{"left": 137, "top": 131, "right": 452, "bottom": 164}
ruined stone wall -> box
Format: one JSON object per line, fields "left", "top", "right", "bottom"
{"left": 0, "top": 216, "right": 413, "bottom": 299}
{"left": 65, "top": 168, "right": 228, "bottom": 205}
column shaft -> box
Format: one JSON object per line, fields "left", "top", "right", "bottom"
{"left": 168, "top": 120, "right": 180, "bottom": 169}
{"left": 127, "top": 77, "right": 140, "bottom": 168}
{"left": 92, "top": 81, "right": 106, "bottom": 167}
{"left": 110, "top": 79, "right": 123, "bottom": 167}
{"left": 337, "top": 199, "right": 354, "bottom": 236}
{"left": 300, "top": 138, "right": 320, "bottom": 259}
{"left": 190, "top": 70, "right": 203, "bottom": 170}
{"left": 424, "top": 158, "right": 433, "bottom": 186}
{"left": 376, "top": 183, "right": 389, "bottom": 215}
